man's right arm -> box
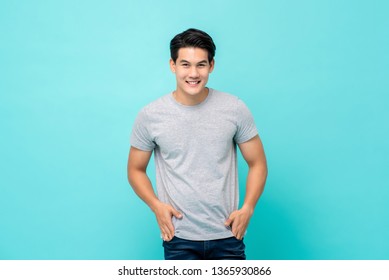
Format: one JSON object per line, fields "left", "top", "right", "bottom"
{"left": 127, "top": 146, "right": 181, "bottom": 241}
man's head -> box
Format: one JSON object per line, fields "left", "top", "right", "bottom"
{"left": 170, "top": 28, "right": 216, "bottom": 64}
{"left": 169, "top": 29, "right": 216, "bottom": 105}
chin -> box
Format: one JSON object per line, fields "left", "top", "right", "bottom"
{"left": 185, "top": 86, "right": 206, "bottom": 96}
{"left": 186, "top": 89, "right": 203, "bottom": 96}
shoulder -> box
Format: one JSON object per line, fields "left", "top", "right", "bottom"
{"left": 142, "top": 93, "right": 171, "bottom": 111}
{"left": 211, "top": 88, "right": 239, "bottom": 102}
{"left": 209, "top": 88, "right": 248, "bottom": 111}
{"left": 137, "top": 93, "right": 172, "bottom": 118}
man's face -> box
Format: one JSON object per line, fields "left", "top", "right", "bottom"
{"left": 170, "top": 47, "right": 214, "bottom": 102}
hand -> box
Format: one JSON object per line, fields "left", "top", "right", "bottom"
{"left": 153, "top": 202, "right": 182, "bottom": 242}
{"left": 225, "top": 206, "right": 253, "bottom": 240}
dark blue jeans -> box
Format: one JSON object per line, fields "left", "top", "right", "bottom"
{"left": 163, "top": 236, "right": 246, "bottom": 260}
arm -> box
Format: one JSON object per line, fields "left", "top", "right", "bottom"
{"left": 127, "top": 146, "right": 181, "bottom": 241}
{"left": 225, "top": 135, "right": 268, "bottom": 239}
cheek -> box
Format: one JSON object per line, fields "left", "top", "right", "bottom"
{"left": 177, "top": 74, "right": 186, "bottom": 81}
{"left": 177, "top": 72, "right": 188, "bottom": 80}
{"left": 200, "top": 72, "right": 210, "bottom": 80}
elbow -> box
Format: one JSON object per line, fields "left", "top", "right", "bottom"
{"left": 249, "top": 159, "right": 268, "bottom": 179}
{"left": 127, "top": 163, "right": 136, "bottom": 186}
{"left": 258, "top": 162, "right": 268, "bottom": 180}
{"left": 127, "top": 168, "right": 132, "bottom": 186}
{"left": 127, "top": 164, "right": 146, "bottom": 187}
{"left": 127, "top": 167, "right": 138, "bottom": 187}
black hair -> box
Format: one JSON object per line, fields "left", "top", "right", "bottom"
{"left": 170, "top": 28, "right": 216, "bottom": 63}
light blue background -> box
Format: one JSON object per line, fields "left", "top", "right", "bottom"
{"left": 1, "top": 0, "right": 388, "bottom": 260}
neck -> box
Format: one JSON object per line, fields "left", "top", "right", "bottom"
{"left": 173, "top": 88, "right": 209, "bottom": 106}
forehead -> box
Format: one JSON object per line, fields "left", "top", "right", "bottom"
{"left": 177, "top": 47, "right": 209, "bottom": 62}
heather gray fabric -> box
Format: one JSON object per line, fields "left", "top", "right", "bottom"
{"left": 130, "top": 88, "right": 258, "bottom": 240}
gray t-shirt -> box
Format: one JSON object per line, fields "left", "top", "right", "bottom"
{"left": 130, "top": 88, "right": 258, "bottom": 240}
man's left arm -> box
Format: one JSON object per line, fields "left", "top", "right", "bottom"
{"left": 225, "top": 135, "right": 268, "bottom": 240}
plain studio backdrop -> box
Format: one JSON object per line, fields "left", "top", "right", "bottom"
{"left": 0, "top": 0, "right": 388, "bottom": 259}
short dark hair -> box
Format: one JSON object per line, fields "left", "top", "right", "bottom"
{"left": 170, "top": 28, "right": 216, "bottom": 63}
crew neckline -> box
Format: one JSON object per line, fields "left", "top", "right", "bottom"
{"left": 169, "top": 88, "right": 213, "bottom": 109}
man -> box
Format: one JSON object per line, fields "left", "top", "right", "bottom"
{"left": 127, "top": 28, "right": 267, "bottom": 260}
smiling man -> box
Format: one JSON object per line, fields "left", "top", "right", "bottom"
{"left": 127, "top": 28, "right": 267, "bottom": 260}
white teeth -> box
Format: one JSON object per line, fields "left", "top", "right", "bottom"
{"left": 187, "top": 81, "right": 199, "bottom": 84}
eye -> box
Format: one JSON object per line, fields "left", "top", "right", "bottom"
{"left": 198, "top": 64, "right": 206, "bottom": 68}
{"left": 181, "top": 63, "right": 189, "bottom": 67}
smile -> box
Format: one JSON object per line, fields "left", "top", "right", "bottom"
{"left": 186, "top": 81, "right": 200, "bottom": 85}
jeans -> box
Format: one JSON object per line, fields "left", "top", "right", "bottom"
{"left": 163, "top": 236, "right": 246, "bottom": 260}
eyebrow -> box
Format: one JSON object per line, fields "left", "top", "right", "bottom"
{"left": 179, "top": 59, "right": 208, "bottom": 64}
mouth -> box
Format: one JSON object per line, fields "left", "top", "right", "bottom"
{"left": 186, "top": 80, "right": 201, "bottom": 86}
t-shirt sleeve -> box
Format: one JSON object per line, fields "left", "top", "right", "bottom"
{"left": 234, "top": 99, "right": 258, "bottom": 144}
{"left": 130, "top": 109, "right": 155, "bottom": 151}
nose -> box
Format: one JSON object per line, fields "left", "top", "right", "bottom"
{"left": 189, "top": 66, "right": 199, "bottom": 78}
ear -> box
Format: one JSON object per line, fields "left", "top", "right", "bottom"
{"left": 169, "top": 58, "right": 176, "bottom": 73}
{"left": 209, "top": 59, "right": 215, "bottom": 73}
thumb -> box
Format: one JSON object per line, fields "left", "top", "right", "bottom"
{"left": 225, "top": 211, "right": 237, "bottom": 227}
{"left": 171, "top": 207, "right": 183, "bottom": 219}
{"left": 225, "top": 217, "right": 233, "bottom": 228}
